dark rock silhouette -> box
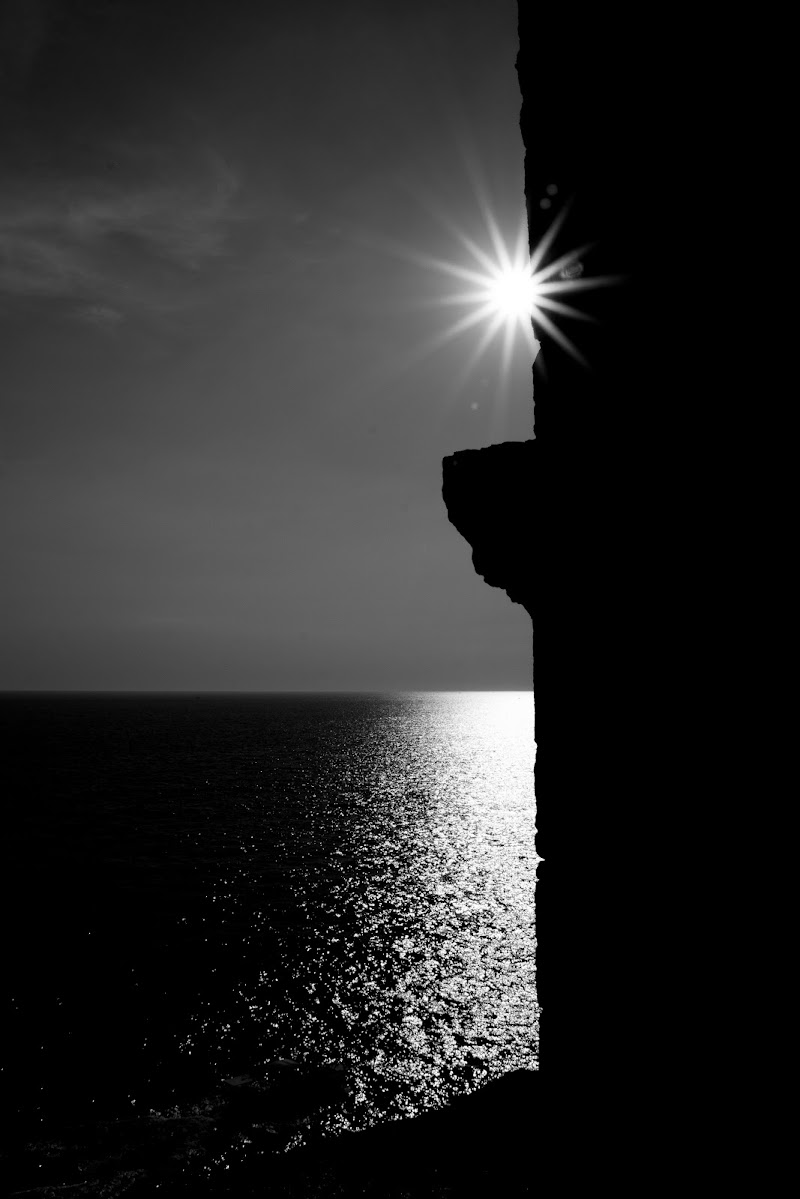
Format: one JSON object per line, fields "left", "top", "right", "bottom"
{"left": 442, "top": 441, "right": 536, "bottom": 619}
{"left": 283, "top": 1068, "right": 539, "bottom": 1195}
{"left": 4, "top": 1068, "right": 539, "bottom": 1196}
{"left": 437, "top": 3, "right": 663, "bottom": 1193}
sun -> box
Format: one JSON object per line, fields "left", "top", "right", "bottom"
{"left": 486, "top": 264, "right": 539, "bottom": 321}
{"left": 349, "top": 175, "right": 618, "bottom": 401}
{"left": 375, "top": 196, "right": 618, "bottom": 383}
{"left": 417, "top": 201, "right": 619, "bottom": 377}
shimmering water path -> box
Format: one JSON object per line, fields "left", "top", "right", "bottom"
{"left": 2, "top": 691, "right": 538, "bottom": 1189}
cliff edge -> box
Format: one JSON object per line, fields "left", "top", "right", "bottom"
{"left": 442, "top": 440, "right": 536, "bottom": 620}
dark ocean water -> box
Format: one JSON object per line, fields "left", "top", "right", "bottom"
{"left": 1, "top": 691, "right": 538, "bottom": 1192}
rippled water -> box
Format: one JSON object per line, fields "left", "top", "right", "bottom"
{"left": 2, "top": 691, "right": 538, "bottom": 1187}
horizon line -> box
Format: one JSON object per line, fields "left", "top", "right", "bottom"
{"left": 0, "top": 687, "right": 533, "bottom": 695}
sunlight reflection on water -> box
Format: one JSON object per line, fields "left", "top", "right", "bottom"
{"left": 181, "top": 691, "right": 539, "bottom": 1138}
{"left": 4, "top": 691, "right": 538, "bottom": 1189}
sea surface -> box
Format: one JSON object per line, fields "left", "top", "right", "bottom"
{"left": 2, "top": 691, "right": 538, "bottom": 1192}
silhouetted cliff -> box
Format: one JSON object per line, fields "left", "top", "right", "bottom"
{"left": 439, "top": 1, "right": 681, "bottom": 1190}
{"left": 442, "top": 441, "right": 536, "bottom": 619}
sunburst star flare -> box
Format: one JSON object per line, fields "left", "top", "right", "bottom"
{"left": 401, "top": 204, "right": 619, "bottom": 376}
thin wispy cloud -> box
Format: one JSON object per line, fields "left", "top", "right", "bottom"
{"left": 63, "top": 155, "right": 239, "bottom": 267}
{"left": 75, "top": 304, "right": 126, "bottom": 328}
{"left": 0, "top": 151, "right": 242, "bottom": 315}
{"left": 0, "top": 231, "right": 96, "bottom": 297}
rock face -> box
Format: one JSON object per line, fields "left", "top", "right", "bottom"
{"left": 3, "top": 1067, "right": 539, "bottom": 1197}
{"left": 284, "top": 1068, "right": 540, "bottom": 1196}
{"left": 442, "top": 441, "right": 536, "bottom": 620}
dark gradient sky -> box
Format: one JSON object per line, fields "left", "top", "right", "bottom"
{"left": 0, "top": 0, "right": 535, "bottom": 691}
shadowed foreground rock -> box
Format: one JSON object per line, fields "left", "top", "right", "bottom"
{"left": 442, "top": 442, "right": 535, "bottom": 621}
{"left": 5, "top": 1068, "right": 539, "bottom": 1197}
{"left": 281, "top": 1068, "right": 539, "bottom": 1196}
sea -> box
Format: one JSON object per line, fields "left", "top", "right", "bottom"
{"left": 2, "top": 690, "right": 538, "bottom": 1193}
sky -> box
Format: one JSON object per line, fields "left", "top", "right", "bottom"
{"left": 0, "top": 0, "right": 536, "bottom": 691}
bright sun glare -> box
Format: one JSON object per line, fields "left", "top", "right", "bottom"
{"left": 378, "top": 189, "right": 618, "bottom": 385}
{"left": 486, "top": 265, "right": 539, "bottom": 321}
{"left": 421, "top": 202, "right": 618, "bottom": 374}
